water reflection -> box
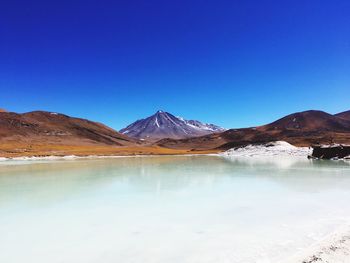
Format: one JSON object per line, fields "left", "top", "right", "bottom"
{"left": 0, "top": 156, "right": 350, "bottom": 206}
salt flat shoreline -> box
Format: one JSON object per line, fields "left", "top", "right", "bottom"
{"left": 286, "top": 224, "right": 350, "bottom": 263}
{"left": 0, "top": 153, "right": 219, "bottom": 163}
{"left": 1, "top": 141, "right": 350, "bottom": 163}
{"left": 220, "top": 141, "right": 312, "bottom": 157}
{"left": 2, "top": 141, "right": 350, "bottom": 161}
{"left": 0, "top": 140, "right": 309, "bottom": 161}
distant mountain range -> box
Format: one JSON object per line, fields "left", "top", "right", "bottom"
{"left": 120, "top": 110, "right": 225, "bottom": 140}
{"left": 0, "top": 108, "right": 350, "bottom": 157}
{"left": 157, "top": 110, "right": 350, "bottom": 150}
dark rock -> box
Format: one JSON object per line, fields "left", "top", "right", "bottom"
{"left": 311, "top": 145, "right": 350, "bottom": 159}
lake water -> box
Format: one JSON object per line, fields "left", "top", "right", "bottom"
{"left": 1, "top": 156, "right": 350, "bottom": 263}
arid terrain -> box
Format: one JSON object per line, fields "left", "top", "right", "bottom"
{"left": 0, "top": 110, "right": 217, "bottom": 157}
{"left": 335, "top": 110, "right": 350, "bottom": 120}
{"left": 157, "top": 110, "right": 350, "bottom": 150}
{"left": 1, "top": 109, "right": 350, "bottom": 157}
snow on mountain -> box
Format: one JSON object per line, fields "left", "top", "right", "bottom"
{"left": 120, "top": 110, "right": 226, "bottom": 140}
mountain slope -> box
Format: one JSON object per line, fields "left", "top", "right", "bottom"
{"left": 157, "top": 110, "right": 350, "bottom": 150}
{"left": 120, "top": 110, "right": 225, "bottom": 140}
{"left": 261, "top": 110, "right": 350, "bottom": 132}
{"left": 0, "top": 110, "right": 138, "bottom": 146}
{"left": 335, "top": 110, "right": 350, "bottom": 121}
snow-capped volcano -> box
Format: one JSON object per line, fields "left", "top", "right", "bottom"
{"left": 120, "top": 110, "right": 226, "bottom": 140}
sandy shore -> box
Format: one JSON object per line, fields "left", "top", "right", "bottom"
{"left": 0, "top": 143, "right": 220, "bottom": 158}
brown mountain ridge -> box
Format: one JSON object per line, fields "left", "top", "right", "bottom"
{"left": 0, "top": 110, "right": 213, "bottom": 157}
{"left": 157, "top": 110, "right": 350, "bottom": 150}
{"left": 335, "top": 110, "right": 350, "bottom": 121}
{"left": 0, "top": 110, "right": 137, "bottom": 146}
{"left": 1, "top": 109, "right": 350, "bottom": 157}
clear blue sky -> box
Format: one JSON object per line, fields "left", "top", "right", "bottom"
{"left": 1, "top": 0, "right": 349, "bottom": 130}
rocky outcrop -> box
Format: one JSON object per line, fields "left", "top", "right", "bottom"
{"left": 310, "top": 145, "right": 350, "bottom": 159}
